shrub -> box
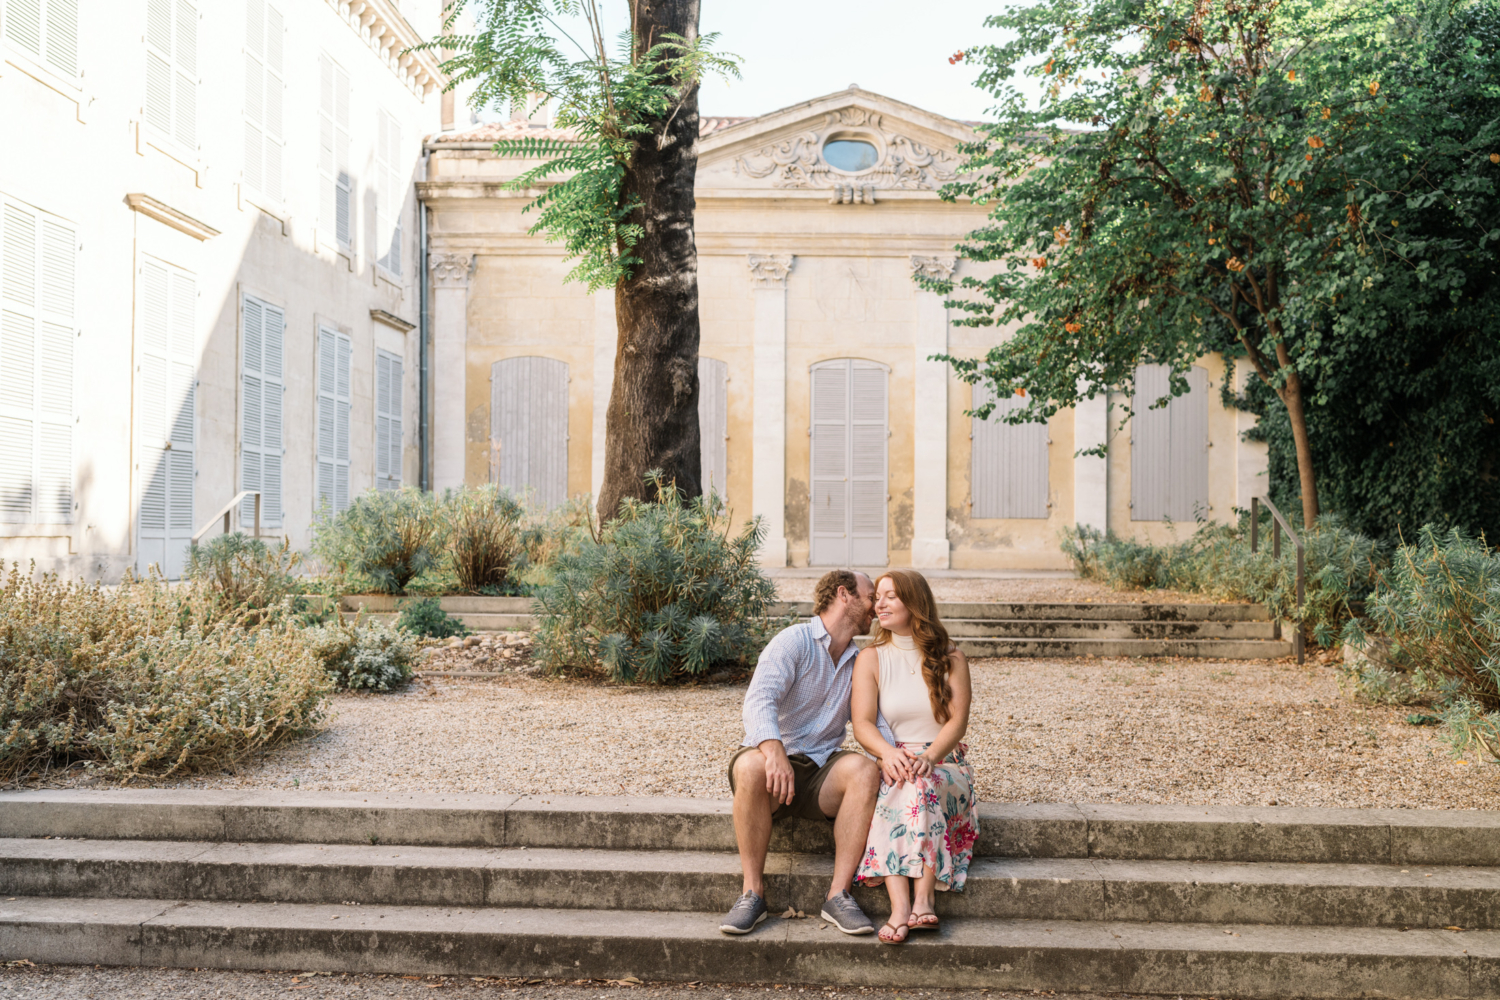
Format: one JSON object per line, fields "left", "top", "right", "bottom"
{"left": 311, "top": 488, "right": 447, "bottom": 594}
{"left": 302, "top": 614, "right": 419, "bottom": 691}
{"left": 185, "top": 533, "right": 301, "bottom": 618}
{"left": 533, "top": 473, "right": 786, "bottom": 682}
{"left": 448, "top": 486, "right": 525, "bottom": 594}
{"left": 395, "top": 597, "right": 470, "bottom": 639}
{"left": 1346, "top": 526, "right": 1500, "bottom": 760}
{"left": 0, "top": 567, "right": 328, "bottom": 782}
{"left": 515, "top": 495, "right": 595, "bottom": 591}
{"left": 1060, "top": 513, "right": 1385, "bottom": 646}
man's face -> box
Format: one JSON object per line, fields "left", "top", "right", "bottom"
{"left": 842, "top": 573, "right": 877, "bottom": 635}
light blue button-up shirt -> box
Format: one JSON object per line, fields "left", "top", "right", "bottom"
{"left": 741, "top": 617, "right": 893, "bottom": 766}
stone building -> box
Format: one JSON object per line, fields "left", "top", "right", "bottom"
{"left": 420, "top": 86, "right": 1268, "bottom": 570}
{"left": 0, "top": 0, "right": 445, "bottom": 579}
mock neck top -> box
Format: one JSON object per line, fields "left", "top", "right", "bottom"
{"left": 874, "top": 634, "right": 944, "bottom": 743}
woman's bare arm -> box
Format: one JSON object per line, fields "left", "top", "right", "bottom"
{"left": 912, "top": 649, "right": 972, "bottom": 775}
{"left": 851, "top": 646, "right": 914, "bottom": 787}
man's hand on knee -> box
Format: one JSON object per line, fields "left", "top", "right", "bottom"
{"left": 758, "top": 741, "right": 796, "bottom": 806}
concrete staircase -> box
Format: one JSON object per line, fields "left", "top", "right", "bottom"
{"left": 3, "top": 791, "right": 1498, "bottom": 996}
{"left": 344, "top": 596, "right": 1293, "bottom": 659}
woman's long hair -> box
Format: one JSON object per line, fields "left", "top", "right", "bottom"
{"left": 872, "top": 570, "right": 954, "bottom": 725}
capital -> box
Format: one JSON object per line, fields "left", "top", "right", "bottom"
{"left": 909, "top": 255, "right": 957, "bottom": 283}
{"left": 430, "top": 252, "right": 474, "bottom": 288}
{"left": 747, "top": 253, "right": 794, "bottom": 289}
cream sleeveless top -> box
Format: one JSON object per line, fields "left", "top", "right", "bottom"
{"left": 875, "top": 633, "right": 944, "bottom": 743}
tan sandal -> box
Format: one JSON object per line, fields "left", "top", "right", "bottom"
{"left": 908, "top": 911, "right": 940, "bottom": 931}
{"left": 878, "top": 921, "right": 909, "bottom": 944}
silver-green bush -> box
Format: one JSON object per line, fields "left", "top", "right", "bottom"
{"left": 302, "top": 614, "right": 418, "bottom": 691}
{"left": 310, "top": 488, "right": 447, "bottom": 594}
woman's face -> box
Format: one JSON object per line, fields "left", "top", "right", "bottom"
{"left": 874, "top": 577, "right": 911, "bottom": 633}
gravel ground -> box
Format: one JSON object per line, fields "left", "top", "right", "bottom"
{"left": 773, "top": 577, "right": 1219, "bottom": 606}
{"left": 0, "top": 965, "right": 1228, "bottom": 1000}
{"left": 114, "top": 648, "right": 1498, "bottom": 810}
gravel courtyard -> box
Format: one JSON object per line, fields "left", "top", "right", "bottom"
{"left": 128, "top": 651, "right": 1497, "bottom": 811}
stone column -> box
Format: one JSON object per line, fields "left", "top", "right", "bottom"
{"left": 430, "top": 252, "right": 473, "bottom": 491}
{"left": 1073, "top": 380, "right": 1108, "bottom": 533}
{"left": 749, "top": 254, "right": 793, "bottom": 568}
{"left": 1234, "top": 357, "right": 1269, "bottom": 508}
{"left": 910, "top": 256, "right": 955, "bottom": 569}
{"left": 590, "top": 290, "right": 618, "bottom": 500}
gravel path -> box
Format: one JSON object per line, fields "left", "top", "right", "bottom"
{"left": 0, "top": 965, "right": 1172, "bottom": 999}
{"left": 773, "top": 577, "right": 1220, "bottom": 606}
{"left": 125, "top": 652, "right": 1497, "bottom": 810}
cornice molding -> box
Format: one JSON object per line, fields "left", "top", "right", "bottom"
{"left": 124, "top": 194, "right": 220, "bottom": 241}
{"left": 325, "top": 0, "right": 445, "bottom": 98}
{"left": 747, "top": 254, "right": 794, "bottom": 289}
{"left": 370, "top": 308, "right": 415, "bottom": 332}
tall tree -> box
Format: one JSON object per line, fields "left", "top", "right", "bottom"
{"left": 424, "top": 2, "right": 738, "bottom": 519}
{"left": 936, "top": 0, "right": 1500, "bottom": 528}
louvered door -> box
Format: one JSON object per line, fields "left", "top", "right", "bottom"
{"left": 136, "top": 258, "right": 195, "bottom": 578}
{"left": 971, "top": 383, "right": 1049, "bottom": 519}
{"left": 697, "top": 356, "right": 727, "bottom": 498}
{"left": 1131, "top": 363, "right": 1209, "bottom": 521}
{"left": 490, "top": 356, "right": 567, "bottom": 509}
{"left": 810, "top": 358, "right": 888, "bottom": 567}
{"left": 241, "top": 294, "right": 283, "bottom": 526}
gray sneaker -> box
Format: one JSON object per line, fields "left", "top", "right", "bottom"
{"left": 820, "top": 891, "right": 875, "bottom": 935}
{"left": 719, "top": 891, "right": 768, "bottom": 935}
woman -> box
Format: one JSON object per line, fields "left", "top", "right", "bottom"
{"left": 851, "top": 569, "right": 977, "bottom": 944}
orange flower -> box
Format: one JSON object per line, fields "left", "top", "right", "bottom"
{"left": 1307, "top": 136, "right": 1325, "bottom": 149}
{"left": 1044, "top": 59, "right": 1055, "bottom": 74}
{"left": 1198, "top": 84, "right": 1215, "bottom": 102}
{"left": 1065, "top": 322, "right": 1083, "bottom": 333}
{"left": 1226, "top": 257, "right": 1246, "bottom": 272}
{"left": 1015, "top": 388, "right": 1027, "bottom": 398}
{"left": 1491, "top": 153, "right": 1500, "bottom": 164}
{"left": 1287, "top": 70, "right": 1296, "bottom": 82}
{"left": 1031, "top": 256, "right": 1048, "bottom": 269}
{"left": 948, "top": 50, "right": 965, "bottom": 65}
{"left": 1368, "top": 80, "right": 1380, "bottom": 96}
{"left": 1321, "top": 106, "right": 1332, "bottom": 120}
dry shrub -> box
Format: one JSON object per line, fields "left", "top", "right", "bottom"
{"left": 448, "top": 486, "right": 524, "bottom": 593}
{"left": 0, "top": 566, "right": 328, "bottom": 783}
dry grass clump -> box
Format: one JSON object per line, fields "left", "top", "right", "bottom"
{"left": 0, "top": 566, "right": 328, "bottom": 783}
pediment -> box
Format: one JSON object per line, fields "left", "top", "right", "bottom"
{"left": 697, "top": 87, "right": 976, "bottom": 198}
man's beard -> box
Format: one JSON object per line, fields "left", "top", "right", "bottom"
{"left": 845, "top": 601, "right": 874, "bottom": 636}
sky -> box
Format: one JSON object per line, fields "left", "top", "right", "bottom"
{"left": 460, "top": 0, "right": 1022, "bottom": 125}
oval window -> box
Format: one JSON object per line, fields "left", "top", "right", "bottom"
{"left": 823, "top": 139, "right": 879, "bottom": 172}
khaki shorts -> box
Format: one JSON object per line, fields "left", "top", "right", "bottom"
{"left": 727, "top": 745, "right": 859, "bottom": 822}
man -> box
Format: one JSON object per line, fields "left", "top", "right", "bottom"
{"left": 719, "top": 569, "right": 887, "bottom": 936}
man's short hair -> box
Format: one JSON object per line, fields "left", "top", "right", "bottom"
{"left": 813, "top": 569, "right": 862, "bottom": 615}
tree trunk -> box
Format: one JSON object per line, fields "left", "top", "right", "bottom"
{"left": 597, "top": 0, "right": 703, "bottom": 521}
{"left": 1277, "top": 362, "right": 1321, "bottom": 527}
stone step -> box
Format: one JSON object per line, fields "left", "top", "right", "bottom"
{"left": 3, "top": 896, "right": 1492, "bottom": 996}
{"left": 942, "top": 619, "right": 1279, "bottom": 639}
{"left": 5, "top": 839, "right": 1495, "bottom": 930}
{"left": 6, "top": 793, "right": 1499, "bottom": 867}
{"left": 955, "top": 637, "right": 1294, "bottom": 658}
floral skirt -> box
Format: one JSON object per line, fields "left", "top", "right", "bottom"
{"left": 855, "top": 742, "right": 979, "bottom": 892}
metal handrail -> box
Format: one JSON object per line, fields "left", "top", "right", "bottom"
{"left": 191, "top": 491, "right": 262, "bottom": 546}
{"left": 1250, "top": 495, "right": 1305, "bottom": 664}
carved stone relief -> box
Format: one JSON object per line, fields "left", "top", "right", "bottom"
{"left": 430, "top": 252, "right": 474, "bottom": 288}
{"left": 733, "top": 108, "right": 959, "bottom": 201}
{"left": 910, "top": 255, "right": 958, "bottom": 283}
{"left": 747, "top": 254, "right": 795, "bottom": 289}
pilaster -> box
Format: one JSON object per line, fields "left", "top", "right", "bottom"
{"left": 590, "top": 290, "right": 618, "bottom": 500}
{"left": 430, "top": 252, "right": 473, "bottom": 491}
{"left": 910, "top": 255, "right": 955, "bottom": 569}
{"left": 749, "top": 254, "right": 793, "bottom": 568}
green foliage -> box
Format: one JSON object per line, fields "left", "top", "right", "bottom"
{"left": 185, "top": 533, "right": 303, "bottom": 619}
{"left": 449, "top": 486, "right": 526, "bottom": 594}
{"left": 0, "top": 566, "right": 328, "bottom": 782}
{"left": 421, "top": 1, "right": 739, "bottom": 290}
{"left": 938, "top": 0, "right": 1500, "bottom": 525}
{"left": 1061, "top": 513, "right": 1384, "bottom": 645}
{"left": 302, "top": 614, "right": 419, "bottom": 692}
{"left": 394, "top": 597, "right": 471, "bottom": 640}
{"left": 533, "top": 472, "right": 786, "bottom": 682}
{"left": 311, "top": 488, "right": 447, "bottom": 595}
{"left": 1346, "top": 526, "right": 1500, "bottom": 758}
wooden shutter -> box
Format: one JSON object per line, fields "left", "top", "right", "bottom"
{"left": 4, "top": 0, "right": 42, "bottom": 59}
{"left": 697, "top": 356, "right": 727, "bottom": 498}
{"left": 1131, "top": 363, "right": 1209, "bottom": 521}
{"left": 145, "top": 0, "right": 197, "bottom": 149}
{"left": 137, "top": 257, "right": 195, "bottom": 577}
{"left": 490, "top": 356, "right": 568, "bottom": 509}
{"left": 240, "top": 294, "right": 283, "bottom": 527}
{"left": 316, "top": 327, "right": 351, "bottom": 513}
{"left": 0, "top": 198, "right": 73, "bottom": 526}
{"left": 809, "top": 358, "right": 888, "bottom": 567}
{"left": 3, "top": 0, "right": 77, "bottom": 76}
{"left": 375, "top": 348, "right": 402, "bottom": 490}
{"left": 376, "top": 111, "right": 402, "bottom": 274}
{"left": 244, "top": 0, "right": 283, "bottom": 202}
{"left": 319, "top": 54, "right": 351, "bottom": 248}
{"left": 971, "top": 383, "right": 1049, "bottom": 519}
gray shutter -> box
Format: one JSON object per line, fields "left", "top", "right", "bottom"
{"left": 0, "top": 202, "right": 37, "bottom": 523}
{"left": 44, "top": 0, "right": 78, "bottom": 77}
{"left": 335, "top": 333, "right": 351, "bottom": 510}
{"left": 145, "top": 0, "right": 196, "bottom": 148}
{"left": 1132, "top": 364, "right": 1209, "bottom": 521}
{"left": 697, "top": 356, "right": 727, "bottom": 498}
{"left": 137, "top": 258, "right": 194, "bottom": 577}
{"left": 809, "top": 360, "right": 849, "bottom": 566}
{"left": 145, "top": 0, "right": 172, "bottom": 135}
{"left": 5, "top": 0, "right": 41, "bottom": 57}
{"left": 971, "top": 383, "right": 1048, "bottom": 519}
{"left": 315, "top": 326, "right": 350, "bottom": 512}
{"left": 37, "top": 218, "right": 73, "bottom": 524}
{"left": 241, "top": 295, "right": 282, "bottom": 526}
{"left": 334, "top": 65, "right": 351, "bottom": 247}
{"left": 173, "top": 0, "right": 196, "bottom": 149}
{"left": 376, "top": 112, "right": 402, "bottom": 274}
{"left": 849, "top": 361, "right": 887, "bottom": 566}
{"left": 318, "top": 55, "right": 335, "bottom": 238}
{"left": 375, "top": 348, "right": 402, "bottom": 490}
{"left": 244, "top": 0, "right": 282, "bottom": 202}
{"left": 490, "top": 356, "right": 568, "bottom": 509}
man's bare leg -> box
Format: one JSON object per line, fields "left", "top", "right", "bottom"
{"left": 817, "top": 753, "right": 881, "bottom": 899}
{"left": 731, "top": 750, "right": 776, "bottom": 896}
